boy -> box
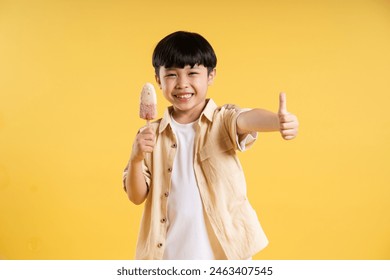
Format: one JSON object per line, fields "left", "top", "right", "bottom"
{"left": 123, "top": 31, "right": 299, "bottom": 260}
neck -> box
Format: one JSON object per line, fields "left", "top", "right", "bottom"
{"left": 172, "top": 100, "right": 207, "bottom": 124}
{"left": 171, "top": 110, "right": 199, "bottom": 124}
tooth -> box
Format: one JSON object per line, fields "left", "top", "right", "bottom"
{"left": 177, "top": 94, "right": 191, "bottom": 99}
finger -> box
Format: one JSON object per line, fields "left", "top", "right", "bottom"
{"left": 279, "top": 114, "right": 297, "bottom": 123}
{"left": 141, "top": 134, "right": 155, "bottom": 141}
{"left": 137, "top": 135, "right": 154, "bottom": 144}
{"left": 139, "top": 141, "right": 155, "bottom": 153}
{"left": 139, "top": 125, "right": 155, "bottom": 135}
{"left": 280, "top": 122, "right": 298, "bottom": 130}
{"left": 141, "top": 138, "right": 154, "bottom": 145}
{"left": 223, "top": 104, "right": 240, "bottom": 110}
{"left": 143, "top": 146, "right": 154, "bottom": 153}
{"left": 282, "top": 135, "right": 296, "bottom": 140}
{"left": 141, "top": 136, "right": 155, "bottom": 146}
{"left": 281, "top": 129, "right": 298, "bottom": 137}
{"left": 139, "top": 129, "right": 155, "bottom": 139}
{"left": 135, "top": 134, "right": 154, "bottom": 149}
{"left": 140, "top": 126, "right": 155, "bottom": 135}
{"left": 278, "top": 92, "right": 288, "bottom": 115}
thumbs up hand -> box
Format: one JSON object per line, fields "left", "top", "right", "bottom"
{"left": 278, "top": 92, "right": 299, "bottom": 140}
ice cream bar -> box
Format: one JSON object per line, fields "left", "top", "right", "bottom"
{"left": 139, "top": 82, "right": 157, "bottom": 122}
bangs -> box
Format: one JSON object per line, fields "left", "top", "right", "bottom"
{"left": 152, "top": 31, "right": 217, "bottom": 75}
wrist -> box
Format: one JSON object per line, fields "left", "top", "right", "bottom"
{"left": 130, "top": 153, "right": 144, "bottom": 165}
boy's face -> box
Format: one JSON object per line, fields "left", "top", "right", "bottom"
{"left": 155, "top": 64, "right": 216, "bottom": 119}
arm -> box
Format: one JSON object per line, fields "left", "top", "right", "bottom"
{"left": 236, "top": 93, "right": 299, "bottom": 140}
{"left": 124, "top": 127, "right": 155, "bottom": 205}
{"left": 236, "top": 108, "right": 280, "bottom": 134}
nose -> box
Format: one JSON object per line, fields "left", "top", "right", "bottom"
{"left": 175, "top": 75, "right": 189, "bottom": 89}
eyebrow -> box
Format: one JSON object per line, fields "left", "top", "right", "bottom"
{"left": 165, "top": 65, "right": 201, "bottom": 70}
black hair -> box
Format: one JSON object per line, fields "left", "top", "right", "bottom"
{"left": 152, "top": 31, "right": 217, "bottom": 77}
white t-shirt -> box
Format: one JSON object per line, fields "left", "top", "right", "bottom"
{"left": 163, "top": 116, "right": 223, "bottom": 259}
{"left": 163, "top": 115, "right": 256, "bottom": 260}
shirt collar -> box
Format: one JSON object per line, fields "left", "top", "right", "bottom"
{"left": 159, "top": 98, "right": 217, "bottom": 133}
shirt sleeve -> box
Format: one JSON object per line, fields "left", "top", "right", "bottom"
{"left": 122, "top": 160, "right": 151, "bottom": 192}
{"left": 122, "top": 126, "right": 153, "bottom": 193}
{"left": 236, "top": 131, "right": 258, "bottom": 151}
{"left": 221, "top": 105, "right": 258, "bottom": 152}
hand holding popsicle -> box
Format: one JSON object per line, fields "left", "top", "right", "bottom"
{"left": 139, "top": 83, "right": 157, "bottom": 125}
{"left": 130, "top": 83, "right": 157, "bottom": 163}
{"left": 131, "top": 126, "right": 155, "bottom": 162}
{"left": 278, "top": 92, "right": 299, "bottom": 140}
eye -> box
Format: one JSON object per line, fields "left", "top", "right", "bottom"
{"left": 165, "top": 73, "right": 176, "bottom": 78}
{"left": 189, "top": 72, "right": 199, "bottom": 76}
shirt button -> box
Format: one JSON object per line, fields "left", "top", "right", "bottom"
{"left": 168, "top": 167, "right": 172, "bottom": 172}
{"left": 157, "top": 243, "right": 163, "bottom": 248}
{"left": 171, "top": 143, "right": 177, "bottom": 148}
{"left": 160, "top": 218, "right": 167, "bottom": 223}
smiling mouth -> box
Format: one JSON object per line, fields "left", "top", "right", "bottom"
{"left": 174, "top": 93, "right": 194, "bottom": 99}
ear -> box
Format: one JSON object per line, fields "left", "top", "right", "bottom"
{"left": 208, "top": 68, "right": 216, "bottom": 86}
{"left": 155, "top": 74, "right": 162, "bottom": 89}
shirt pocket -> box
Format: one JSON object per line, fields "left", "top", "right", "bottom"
{"left": 198, "top": 136, "right": 246, "bottom": 200}
{"left": 199, "top": 136, "right": 234, "bottom": 162}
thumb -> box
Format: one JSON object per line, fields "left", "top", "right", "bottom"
{"left": 278, "top": 92, "right": 288, "bottom": 115}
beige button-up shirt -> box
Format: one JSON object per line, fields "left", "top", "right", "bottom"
{"left": 123, "top": 99, "right": 268, "bottom": 259}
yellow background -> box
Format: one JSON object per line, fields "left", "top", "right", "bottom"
{"left": 1, "top": 0, "right": 389, "bottom": 259}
